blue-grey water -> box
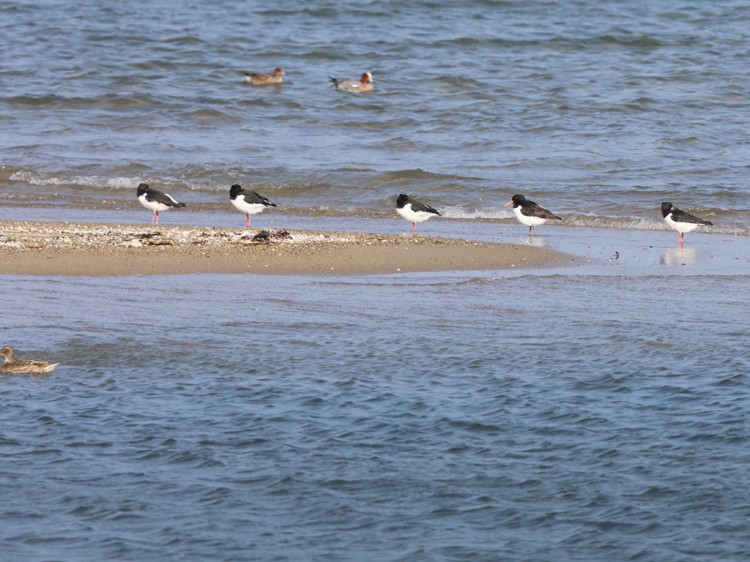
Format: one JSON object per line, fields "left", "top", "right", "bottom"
{"left": 2, "top": 0, "right": 750, "bottom": 231}
{"left": 2, "top": 1, "right": 750, "bottom": 561}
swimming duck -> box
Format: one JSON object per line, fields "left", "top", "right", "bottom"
{"left": 330, "top": 72, "right": 374, "bottom": 93}
{"left": 661, "top": 202, "right": 713, "bottom": 246}
{"left": 229, "top": 184, "right": 277, "bottom": 228}
{"left": 137, "top": 183, "right": 186, "bottom": 225}
{"left": 243, "top": 67, "right": 284, "bottom": 85}
{"left": 0, "top": 346, "right": 59, "bottom": 375}
{"left": 503, "top": 194, "right": 561, "bottom": 236}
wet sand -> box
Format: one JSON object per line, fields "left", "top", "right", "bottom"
{"left": 0, "top": 221, "right": 575, "bottom": 276}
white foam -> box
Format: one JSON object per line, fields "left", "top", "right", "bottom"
{"left": 439, "top": 206, "right": 514, "bottom": 220}
{"left": 10, "top": 171, "right": 141, "bottom": 190}
{"left": 9, "top": 171, "right": 217, "bottom": 193}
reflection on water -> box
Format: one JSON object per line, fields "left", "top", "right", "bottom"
{"left": 661, "top": 246, "right": 697, "bottom": 266}
{"left": 514, "top": 234, "right": 549, "bottom": 247}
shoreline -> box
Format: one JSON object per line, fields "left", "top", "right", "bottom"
{"left": 0, "top": 221, "right": 575, "bottom": 276}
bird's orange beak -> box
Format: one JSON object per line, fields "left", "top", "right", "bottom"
{"left": 503, "top": 200, "right": 513, "bottom": 207}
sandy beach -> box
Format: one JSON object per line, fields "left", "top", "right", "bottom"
{"left": 0, "top": 221, "right": 575, "bottom": 276}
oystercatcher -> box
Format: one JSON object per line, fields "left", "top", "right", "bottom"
{"left": 230, "top": 184, "right": 277, "bottom": 228}
{"left": 503, "top": 194, "right": 561, "bottom": 236}
{"left": 396, "top": 194, "right": 441, "bottom": 234}
{"left": 661, "top": 201, "right": 713, "bottom": 245}
{"left": 137, "top": 183, "right": 186, "bottom": 225}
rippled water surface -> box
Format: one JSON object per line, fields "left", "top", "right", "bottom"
{"left": 2, "top": 268, "right": 749, "bottom": 561}
{"left": 2, "top": 0, "right": 750, "bottom": 232}
{"left": 2, "top": 1, "right": 750, "bottom": 560}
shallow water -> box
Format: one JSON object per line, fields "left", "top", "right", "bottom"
{"left": 2, "top": 0, "right": 750, "bottom": 560}
{"left": 2, "top": 219, "right": 750, "bottom": 561}
{"left": 2, "top": 256, "right": 749, "bottom": 561}
{"left": 2, "top": 0, "right": 750, "bottom": 233}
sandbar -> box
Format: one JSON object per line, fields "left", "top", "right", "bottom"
{"left": 0, "top": 221, "right": 575, "bottom": 276}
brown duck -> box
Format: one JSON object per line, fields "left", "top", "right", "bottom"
{"left": 0, "top": 346, "right": 59, "bottom": 375}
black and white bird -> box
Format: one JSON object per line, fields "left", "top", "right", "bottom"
{"left": 136, "top": 183, "right": 186, "bottom": 225}
{"left": 229, "top": 184, "right": 277, "bottom": 228}
{"left": 503, "top": 194, "right": 561, "bottom": 236}
{"left": 661, "top": 201, "right": 713, "bottom": 245}
{"left": 396, "top": 193, "right": 441, "bottom": 234}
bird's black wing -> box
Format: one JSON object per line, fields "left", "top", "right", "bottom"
{"left": 148, "top": 189, "right": 185, "bottom": 208}
{"left": 672, "top": 208, "right": 712, "bottom": 226}
{"left": 411, "top": 200, "right": 440, "bottom": 216}
{"left": 525, "top": 201, "right": 560, "bottom": 220}
{"left": 245, "top": 190, "right": 277, "bottom": 207}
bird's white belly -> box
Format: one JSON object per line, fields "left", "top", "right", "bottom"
{"left": 231, "top": 198, "right": 266, "bottom": 216}
{"left": 514, "top": 206, "right": 547, "bottom": 227}
{"left": 138, "top": 194, "right": 172, "bottom": 212}
{"left": 664, "top": 214, "right": 699, "bottom": 234}
{"left": 397, "top": 205, "right": 432, "bottom": 224}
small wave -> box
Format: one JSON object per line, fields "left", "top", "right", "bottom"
{"left": 8, "top": 169, "right": 220, "bottom": 194}
{"left": 164, "top": 34, "right": 205, "bottom": 46}
{"left": 3, "top": 93, "right": 166, "bottom": 111}
{"left": 0, "top": 164, "right": 30, "bottom": 183}
{"left": 375, "top": 168, "right": 484, "bottom": 183}
{"left": 184, "top": 108, "right": 238, "bottom": 123}
{"left": 588, "top": 33, "right": 664, "bottom": 49}
{"left": 10, "top": 170, "right": 140, "bottom": 191}
{"left": 4, "top": 94, "right": 64, "bottom": 109}
{"left": 565, "top": 215, "right": 665, "bottom": 231}
{"left": 440, "top": 206, "right": 514, "bottom": 221}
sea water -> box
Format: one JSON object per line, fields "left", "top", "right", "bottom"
{"left": 1, "top": 1, "right": 749, "bottom": 560}
{"left": 1, "top": 252, "right": 748, "bottom": 561}
{"left": 1, "top": 0, "right": 749, "bottom": 231}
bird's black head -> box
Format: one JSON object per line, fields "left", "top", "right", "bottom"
{"left": 137, "top": 183, "right": 150, "bottom": 196}
{"left": 396, "top": 194, "right": 410, "bottom": 207}
{"left": 503, "top": 193, "right": 526, "bottom": 208}
{"left": 661, "top": 201, "right": 674, "bottom": 218}
{"left": 230, "top": 184, "right": 243, "bottom": 198}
